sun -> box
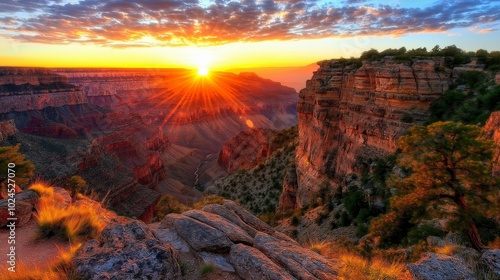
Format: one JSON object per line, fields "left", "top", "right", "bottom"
{"left": 198, "top": 66, "right": 209, "bottom": 76}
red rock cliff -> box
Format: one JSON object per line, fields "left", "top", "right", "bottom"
{"left": 295, "top": 57, "right": 452, "bottom": 207}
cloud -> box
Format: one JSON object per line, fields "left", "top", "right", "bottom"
{"left": 0, "top": 0, "right": 498, "bottom": 47}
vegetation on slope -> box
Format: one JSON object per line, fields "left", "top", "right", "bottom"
{"left": 204, "top": 126, "right": 298, "bottom": 218}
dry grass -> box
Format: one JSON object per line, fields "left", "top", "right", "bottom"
{"left": 305, "top": 240, "right": 411, "bottom": 280}
{"left": 0, "top": 244, "right": 81, "bottom": 280}
{"left": 434, "top": 244, "right": 457, "bottom": 256}
{"left": 30, "top": 182, "right": 104, "bottom": 242}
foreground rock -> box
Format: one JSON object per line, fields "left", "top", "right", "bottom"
{"left": 0, "top": 190, "right": 39, "bottom": 227}
{"left": 74, "top": 220, "right": 182, "bottom": 280}
{"left": 407, "top": 253, "right": 475, "bottom": 280}
{"left": 479, "top": 249, "right": 500, "bottom": 278}
{"left": 155, "top": 200, "right": 340, "bottom": 279}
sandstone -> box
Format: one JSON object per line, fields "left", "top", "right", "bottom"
{"left": 197, "top": 251, "right": 236, "bottom": 273}
{"left": 74, "top": 220, "right": 182, "bottom": 280}
{"left": 160, "top": 213, "right": 233, "bottom": 253}
{"left": 0, "top": 190, "right": 38, "bottom": 227}
{"left": 0, "top": 120, "right": 18, "bottom": 141}
{"left": 154, "top": 228, "right": 191, "bottom": 253}
{"left": 278, "top": 166, "right": 299, "bottom": 214}
{"left": 483, "top": 111, "right": 500, "bottom": 176}
{"left": 254, "top": 232, "right": 340, "bottom": 280}
{"left": 295, "top": 57, "right": 452, "bottom": 207}
{"left": 218, "top": 128, "right": 276, "bottom": 173}
{"left": 183, "top": 209, "right": 254, "bottom": 245}
{"left": 407, "top": 253, "right": 475, "bottom": 280}
{"left": 229, "top": 243, "right": 295, "bottom": 280}
{"left": 223, "top": 199, "right": 272, "bottom": 233}
{"left": 478, "top": 249, "right": 500, "bottom": 278}
{"left": 202, "top": 204, "right": 259, "bottom": 237}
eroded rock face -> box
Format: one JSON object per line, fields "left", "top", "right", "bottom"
{"left": 74, "top": 220, "right": 182, "bottom": 280}
{"left": 229, "top": 244, "right": 295, "bottom": 280}
{"left": 0, "top": 190, "right": 39, "bottom": 227}
{"left": 0, "top": 120, "right": 18, "bottom": 141}
{"left": 218, "top": 128, "right": 277, "bottom": 173}
{"left": 479, "top": 250, "right": 500, "bottom": 278}
{"left": 407, "top": 253, "right": 475, "bottom": 280}
{"left": 484, "top": 111, "right": 500, "bottom": 176}
{"left": 154, "top": 200, "right": 340, "bottom": 279}
{"left": 295, "top": 57, "right": 452, "bottom": 207}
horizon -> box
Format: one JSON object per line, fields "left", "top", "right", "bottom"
{"left": 1, "top": 0, "right": 499, "bottom": 70}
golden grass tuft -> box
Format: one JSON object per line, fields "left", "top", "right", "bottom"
{"left": 31, "top": 182, "right": 104, "bottom": 242}
{"left": 0, "top": 244, "right": 81, "bottom": 280}
{"left": 305, "top": 240, "right": 411, "bottom": 280}
{"left": 434, "top": 244, "right": 457, "bottom": 256}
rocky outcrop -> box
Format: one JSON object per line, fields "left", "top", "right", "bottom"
{"left": 479, "top": 250, "right": 500, "bottom": 278}
{"left": 484, "top": 111, "right": 500, "bottom": 176}
{"left": 278, "top": 166, "right": 299, "bottom": 214}
{"left": 74, "top": 220, "right": 182, "bottom": 280}
{"left": 218, "top": 128, "right": 277, "bottom": 173}
{"left": 154, "top": 199, "right": 340, "bottom": 279}
{"left": 0, "top": 120, "right": 18, "bottom": 141}
{"left": 0, "top": 190, "right": 39, "bottom": 227}
{"left": 0, "top": 68, "right": 86, "bottom": 114}
{"left": 407, "top": 253, "right": 475, "bottom": 280}
{"left": 295, "top": 57, "right": 452, "bottom": 207}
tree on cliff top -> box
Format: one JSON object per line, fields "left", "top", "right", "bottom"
{"left": 371, "top": 122, "right": 499, "bottom": 250}
{"left": 0, "top": 144, "right": 35, "bottom": 196}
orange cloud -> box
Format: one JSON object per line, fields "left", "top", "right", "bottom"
{"left": 0, "top": 0, "right": 498, "bottom": 47}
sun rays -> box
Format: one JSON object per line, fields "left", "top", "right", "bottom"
{"left": 148, "top": 70, "right": 251, "bottom": 126}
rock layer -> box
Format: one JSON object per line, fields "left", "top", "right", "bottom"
{"left": 295, "top": 57, "right": 452, "bottom": 207}
{"left": 154, "top": 200, "right": 340, "bottom": 279}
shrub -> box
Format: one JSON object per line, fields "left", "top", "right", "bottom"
{"left": 407, "top": 224, "right": 446, "bottom": 245}
{"left": 200, "top": 263, "right": 215, "bottom": 276}
{"left": 156, "top": 195, "right": 188, "bottom": 220}
{"left": 193, "top": 195, "right": 224, "bottom": 209}
{"left": 290, "top": 215, "right": 300, "bottom": 226}
{"left": 32, "top": 183, "right": 103, "bottom": 242}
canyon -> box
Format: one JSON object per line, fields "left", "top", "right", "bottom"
{"left": 0, "top": 67, "right": 298, "bottom": 220}
{"left": 288, "top": 56, "right": 498, "bottom": 209}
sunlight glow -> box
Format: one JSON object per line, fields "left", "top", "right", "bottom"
{"left": 198, "top": 66, "right": 209, "bottom": 76}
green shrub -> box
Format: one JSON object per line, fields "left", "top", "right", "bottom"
{"left": 407, "top": 224, "right": 446, "bottom": 245}
{"left": 200, "top": 263, "right": 215, "bottom": 276}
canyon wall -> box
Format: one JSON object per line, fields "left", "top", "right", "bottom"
{"left": 294, "top": 57, "right": 452, "bottom": 207}
{"left": 484, "top": 111, "right": 500, "bottom": 176}
{"left": 0, "top": 68, "right": 87, "bottom": 114}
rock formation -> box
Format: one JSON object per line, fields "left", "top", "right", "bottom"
{"left": 484, "top": 111, "right": 500, "bottom": 176}
{"left": 0, "top": 120, "right": 18, "bottom": 141}
{"left": 0, "top": 68, "right": 86, "bottom": 114}
{"left": 152, "top": 199, "right": 340, "bottom": 279}
{"left": 48, "top": 194, "right": 344, "bottom": 279}
{"left": 294, "top": 57, "right": 452, "bottom": 207}
{"left": 218, "top": 128, "right": 277, "bottom": 173}
{"left": 407, "top": 253, "right": 476, "bottom": 280}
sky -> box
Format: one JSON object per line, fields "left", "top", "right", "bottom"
{"left": 0, "top": 0, "right": 499, "bottom": 70}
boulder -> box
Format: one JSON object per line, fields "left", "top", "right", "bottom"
{"left": 154, "top": 228, "right": 191, "bottom": 253}
{"left": 407, "top": 253, "right": 476, "bottom": 280}
{"left": 160, "top": 213, "right": 233, "bottom": 253}
{"left": 183, "top": 209, "right": 254, "bottom": 245}
{"left": 0, "top": 190, "right": 39, "bottom": 227}
{"left": 223, "top": 199, "right": 272, "bottom": 233}
{"left": 479, "top": 249, "right": 500, "bottom": 278}
{"left": 73, "top": 220, "right": 182, "bottom": 280}
{"left": 53, "top": 187, "right": 72, "bottom": 207}
{"left": 229, "top": 243, "right": 295, "bottom": 280}
{"left": 202, "top": 203, "right": 258, "bottom": 237}
{"left": 254, "top": 232, "right": 340, "bottom": 280}
{"left": 197, "top": 251, "right": 235, "bottom": 273}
